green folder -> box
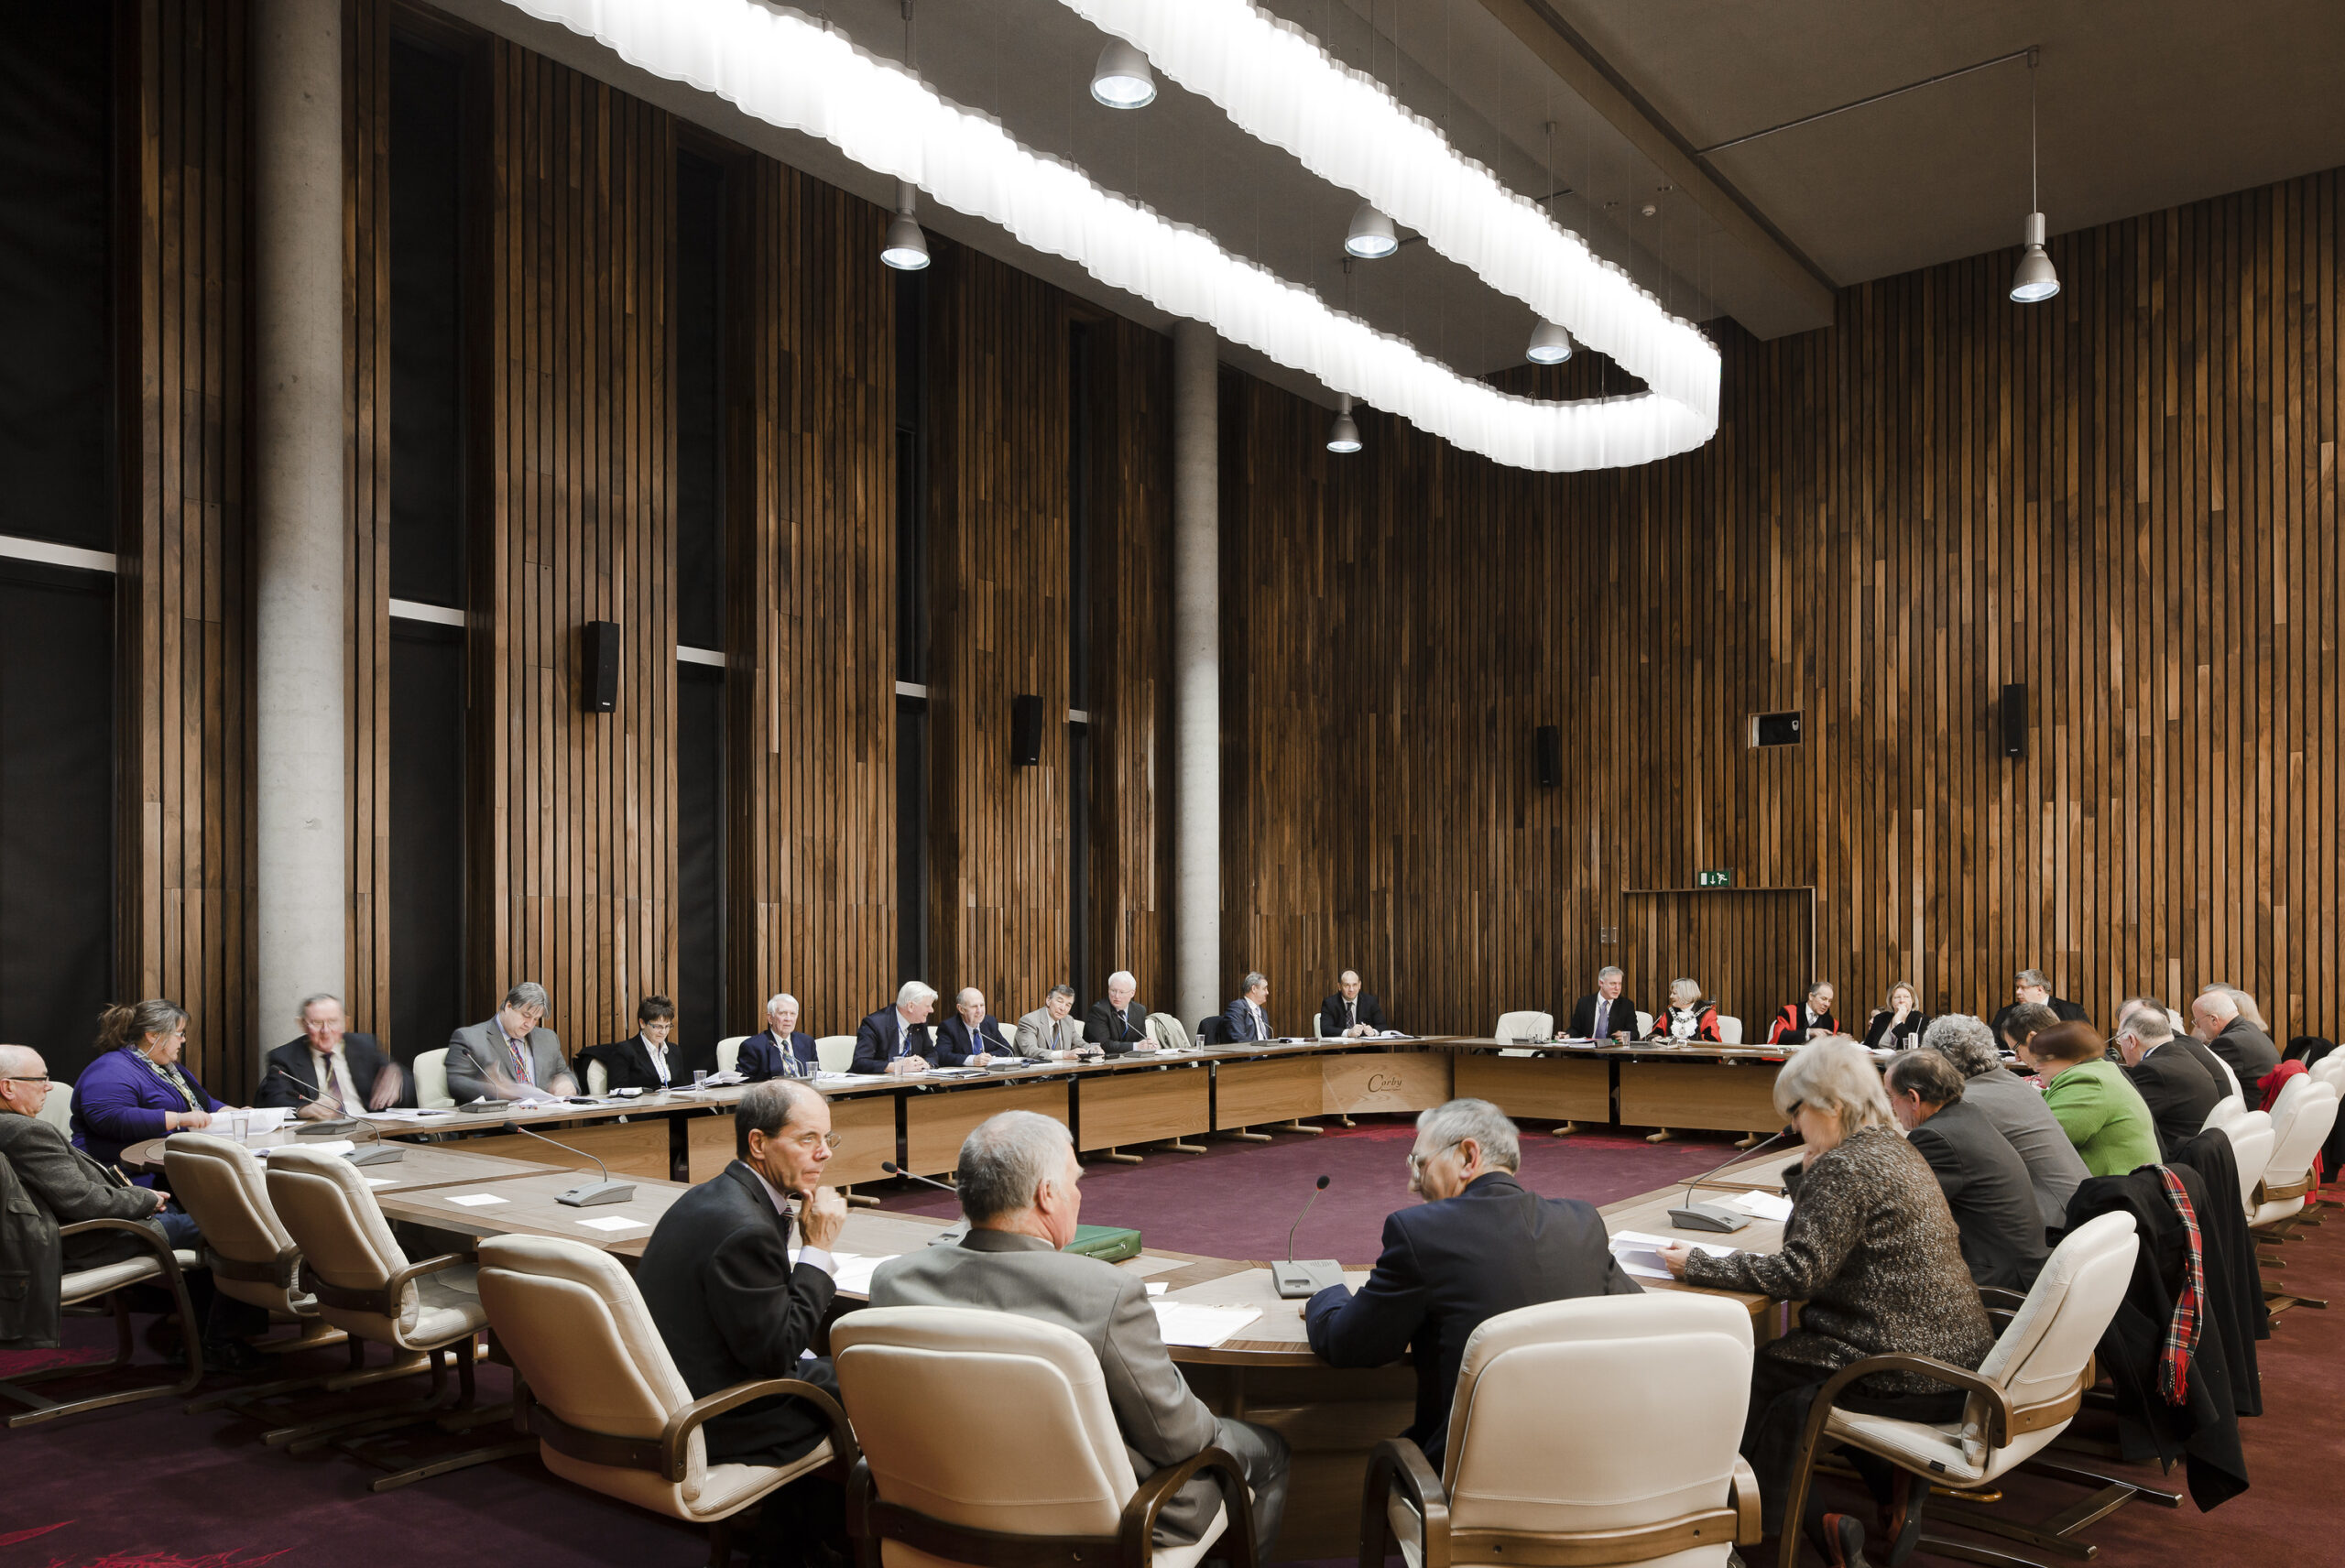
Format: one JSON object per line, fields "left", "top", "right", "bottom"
{"left": 1063, "top": 1223, "right": 1142, "bottom": 1263}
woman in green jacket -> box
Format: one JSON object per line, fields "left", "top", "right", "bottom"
{"left": 2022, "top": 1021, "right": 2162, "bottom": 1176}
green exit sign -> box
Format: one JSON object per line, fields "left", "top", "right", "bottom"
{"left": 1696, "top": 868, "right": 1734, "bottom": 888}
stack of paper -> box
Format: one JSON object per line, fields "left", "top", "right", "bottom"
{"left": 1608, "top": 1229, "right": 1739, "bottom": 1281}
{"left": 256, "top": 1140, "right": 354, "bottom": 1158}
{"left": 1726, "top": 1190, "right": 1794, "bottom": 1222}
{"left": 1150, "top": 1303, "right": 1263, "bottom": 1347}
{"left": 825, "top": 1253, "right": 897, "bottom": 1294}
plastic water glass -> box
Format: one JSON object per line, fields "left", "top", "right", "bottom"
{"left": 231, "top": 1109, "right": 250, "bottom": 1141}
{"left": 693, "top": 1069, "right": 711, "bottom": 1094}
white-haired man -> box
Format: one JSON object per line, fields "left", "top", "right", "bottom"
{"left": 851, "top": 981, "right": 941, "bottom": 1075}
{"left": 871, "top": 1112, "right": 1289, "bottom": 1559}
{"left": 741, "top": 992, "right": 820, "bottom": 1080}
{"left": 1083, "top": 971, "right": 1151, "bottom": 1055}
{"left": 2190, "top": 986, "right": 2279, "bottom": 1089}
{"left": 1565, "top": 966, "right": 1637, "bottom": 1043}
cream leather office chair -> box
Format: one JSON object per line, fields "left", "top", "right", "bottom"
{"left": 834, "top": 1305, "right": 1254, "bottom": 1568}
{"left": 716, "top": 1035, "right": 748, "bottom": 1074}
{"left": 2216, "top": 1110, "right": 2276, "bottom": 1220}
{"left": 1146, "top": 1010, "right": 1189, "bottom": 1052}
{"left": 2200, "top": 1093, "right": 2246, "bottom": 1132}
{"left": 1493, "top": 1010, "right": 1553, "bottom": 1059}
{"left": 477, "top": 1234, "right": 853, "bottom": 1563}
{"left": 1717, "top": 1015, "right": 1745, "bottom": 1044}
{"left": 1778, "top": 1211, "right": 2142, "bottom": 1568}
{"left": 2250, "top": 1078, "right": 2336, "bottom": 1229}
{"left": 1364, "top": 1293, "right": 1760, "bottom": 1568}
{"left": 262, "top": 1145, "right": 532, "bottom": 1489}
{"left": 816, "top": 1035, "right": 857, "bottom": 1073}
{"left": 586, "top": 1059, "right": 610, "bottom": 1094}
{"left": 0, "top": 1158, "right": 204, "bottom": 1427}
{"left": 38, "top": 1081, "right": 76, "bottom": 1137}
{"left": 1635, "top": 1009, "right": 1655, "bottom": 1039}
{"left": 413, "top": 1048, "right": 454, "bottom": 1108}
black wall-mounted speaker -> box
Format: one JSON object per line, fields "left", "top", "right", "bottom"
{"left": 2001, "top": 682, "right": 2027, "bottom": 757}
{"left": 584, "top": 621, "right": 621, "bottom": 713}
{"left": 1535, "top": 724, "right": 1562, "bottom": 789}
{"left": 1011, "top": 693, "right": 1043, "bottom": 767}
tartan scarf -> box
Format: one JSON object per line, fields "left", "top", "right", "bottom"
{"left": 2157, "top": 1166, "right": 2207, "bottom": 1404}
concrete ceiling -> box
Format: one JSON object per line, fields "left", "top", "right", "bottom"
{"left": 441, "top": 0, "right": 2345, "bottom": 415}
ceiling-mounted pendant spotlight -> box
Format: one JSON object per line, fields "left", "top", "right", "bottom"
{"left": 1090, "top": 38, "right": 1156, "bottom": 108}
{"left": 1344, "top": 202, "right": 1398, "bottom": 259}
{"left": 881, "top": 180, "right": 931, "bottom": 271}
{"left": 1326, "top": 395, "right": 1362, "bottom": 453}
{"left": 1526, "top": 320, "right": 1574, "bottom": 365}
{"left": 2009, "top": 49, "right": 2058, "bottom": 304}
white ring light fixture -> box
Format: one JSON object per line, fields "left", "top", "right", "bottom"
{"left": 497, "top": 0, "right": 1716, "bottom": 473}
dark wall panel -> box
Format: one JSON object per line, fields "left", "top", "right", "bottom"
{"left": 387, "top": 624, "right": 465, "bottom": 1061}
{"left": 675, "top": 150, "right": 725, "bottom": 654}
{"left": 387, "top": 32, "right": 467, "bottom": 610}
{"left": 675, "top": 662, "right": 723, "bottom": 1067}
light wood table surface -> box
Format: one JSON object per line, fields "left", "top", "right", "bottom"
{"left": 122, "top": 1134, "right": 569, "bottom": 1194}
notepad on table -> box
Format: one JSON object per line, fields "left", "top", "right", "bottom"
{"left": 443, "top": 1192, "right": 508, "bottom": 1208}
{"left": 1608, "top": 1229, "right": 1738, "bottom": 1281}
{"left": 1726, "top": 1190, "right": 1794, "bottom": 1222}
{"left": 576, "top": 1215, "right": 647, "bottom": 1234}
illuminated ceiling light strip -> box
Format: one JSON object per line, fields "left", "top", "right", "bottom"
{"left": 498, "top": 0, "right": 1707, "bottom": 472}
{"left": 1058, "top": 0, "right": 1718, "bottom": 426}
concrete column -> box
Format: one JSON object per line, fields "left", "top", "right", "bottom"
{"left": 253, "top": 0, "right": 347, "bottom": 1044}
{"left": 1171, "top": 321, "right": 1219, "bottom": 1034}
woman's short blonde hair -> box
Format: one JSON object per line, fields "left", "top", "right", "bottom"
{"left": 1668, "top": 976, "right": 1701, "bottom": 1005}
{"left": 1771, "top": 1036, "right": 1894, "bottom": 1137}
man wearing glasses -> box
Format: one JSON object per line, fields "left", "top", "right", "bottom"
{"left": 1302, "top": 1098, "right": 1640, "bottom": 1469}
{"left": 638, "top": 1079, "right": 849, "bottom": 1563}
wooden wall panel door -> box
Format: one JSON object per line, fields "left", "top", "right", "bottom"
{"left": 474, "top": 46, "right": 677, "bottom": 1053}
{"left": 119, "top": 0, "right": 256, "bottom": 1098}
{"left": 1620, "top": 889, "right": 1816, "bottom": 1033}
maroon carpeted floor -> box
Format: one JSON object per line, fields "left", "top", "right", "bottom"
{"left": 5, "top": 1133, "right": 2341, "bottom": 1568}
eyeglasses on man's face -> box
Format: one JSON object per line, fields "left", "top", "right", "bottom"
{"left": 4, "top": 1075, "right": 50, "bottom": 1087}
{"left": 783, "top": 1130, "right": 843, "bottom": 1152}
{"left": 1405, "top": 1138, "right": 1464, "bottom": 1178}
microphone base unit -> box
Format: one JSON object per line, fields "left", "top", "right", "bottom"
{"left": 926, "top": 1218, "right": 972, "bottom": 1247}
{"left": 345, "top": 1143, "right": 406, "bottom": 1166}
{"left": 557, "top": 1180, "right": 637, "bottom": 1207}
{"left": 1271, "top": 1259, "right": 1346, "bottom": 1299}
{"left": 1666, "top": 1203, "right": 1751, "bottom": 1234}
{"left": 296, "top": 1119, "right": 363, "bottom": 1138}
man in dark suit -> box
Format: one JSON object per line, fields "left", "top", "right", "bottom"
{"left": 2192, "top": 988, "right": 2280, "bottom": 1089}
{"left": 1223, "top": 972, "right": 1272, "bottom": 1043}
{"left": 937, "top": 987, "right": 1012, "bottom": 1065}
{"left": 590, "top": 996, "right": 685, "bottom": 1092}
{"left": 1565, "top": 966, "right": 1638, "bottom": 1042}
{"left": 256, "top": 993, "right": 404, "bottom": 1115}
{"left": 638, "top": 1079, "right": 847, "bottom": 1567}
{"left": 1989, "top": 969, "right": 2090, "bottom": 1042}
{"left": 1885, "top": 1050, "right": 2048, "bottom": 1290}
{"left": 1304, "top": 1099, "right": 1640, "bottom": 1469}
{"left": 1319, "top": 970, "right": 1391, "bottom": 1039}
{"left": 2117, "top": 1008, "right": 2221, "bottom": 1159}
{"left": 740, "top": 991, "right": 821, "bottom": 1080}
{"left": 871, "top": 1112, "right": 1288, "bottom": 1559}
{"left": 1083, "top": 970, "right": 1151, "bottom": 1055}
{"left": 850, "top": 982, "right": 942, "bottom": 1075}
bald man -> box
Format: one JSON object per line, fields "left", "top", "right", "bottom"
{"left": 2191, "top": 989, "right": 2279, "bottom": 1089}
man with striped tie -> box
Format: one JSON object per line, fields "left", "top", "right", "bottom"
{"left": 256, "top": 993, "right": 405, "bottom": 1116}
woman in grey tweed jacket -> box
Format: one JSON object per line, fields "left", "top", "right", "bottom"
{"left": 1662, "top": 1039, "right": 1994, "bottom": 1563}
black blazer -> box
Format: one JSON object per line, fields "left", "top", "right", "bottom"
{"left": 634, "top": 1161, "right": 839, "bottom": 1465}
{"left": 2171, "top": 1031, "right": 2239, "bottom": 1101}
{"left": 1903, "top": 1098, "right": 2049, "bottom": 1290}
{"left": 739, "top": 1029, "right": 820, "bottom": 1081}
{"left": 1319, "top": 992, "right": 1391, "bottom": 1037}
{"left": 589, "top": 1034, "right": 688, "bottom": 1092}
{"left": 1303, "top": 1171, "right": 1641, "bottom": 1468}
{"left": 850, "top": 1007, "right": 939, "bottom": 1074}
{"left": 1862, "top": 1009, "right": 1931, "bottom": 1050}
{"left": 2209, "top": 1018, "right": 2280, "bottom": 1090}
{"left": 935, "top": 1015, "right": 1012, "bottom": 1065}
{"left": 1991, "top": 997, "right": 2090, "bottom": 1040}
{"left": 1566, "top": 993, "right": 1638, "bottom": 1041}
{"left": 256, "top": 1033, "right": 398, "bottom": 1112}
{"left": 1083, "top": 998, "right": 1150, "bottom": 1054}
{"left": 2125, "top": 1045, "right": 2221, "bottom": 1160}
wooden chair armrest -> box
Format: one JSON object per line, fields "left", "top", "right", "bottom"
{"left": 1815, "top": 1353, "right": 2016, "bottom": 1446}
{"left": 660, "top": 1376, "right": 856, "bottom": 1483}
{"left": 57, "top": 1216, "right": 187, "bottom": 1284}
{"left": 384, "top": 1250, "right": 473, "bottom": 1295}
{"left": 1727, "top": 1455, "right": 1761, "bottom": 1545}
{"left": 301, "top": 1249, "right": 472, "bottom": 1320}
{"left": 1117, "top": 1445, "right": 1256, "bottom": 1568}
{"left": 1358, "top": 1436, "right": 1450, "bottom": 1568}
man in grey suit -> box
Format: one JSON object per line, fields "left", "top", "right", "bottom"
{"left": 1015, "top": 985, "right": 1098, "bottom": 1061}
{"left": 2191, "top": 987, "right": 2280, "bottom": 1089}
{"left": 870, "top": 1112, "right": 1287, "bottom": 1558}
{"left": 446, "top": 981, "right": 577, "bottom": 1101}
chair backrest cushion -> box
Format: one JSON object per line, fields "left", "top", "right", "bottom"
{"left": 2262, "top": 1081, "right": 2337, "bottom": 1188}
{"left": 815, "top": 1035, "right": 856, "bottom": 1074}
{"left": 413, "top": 1048, "right": 453, "bottom": 1108}
{"left": 1494, "top": 1010, "right": 1553, "bottom": 1043}
{"left": 716, "top": 1036, "right": 747, "bottom": 1074}
{"left": 2201, "top": 1093, "right": 2245, "bottom": 1132}
{"left": 1975, "top": 1211, "right": 2138, "bottom": 1429}
{"left": 40, "top": 1083, "right": 76, "bottom": 1137}
{"left": 1146, "top": 1011, "right": 1188, "bottom": 1051}
{"left": 832, "top": 1305, "right": 1135, "bottom": 1539}
{"left": 2219, "top": 1111, "right": 2276, "bottom": 1214}
{"left": 163, "top": 1131, "right": 296, "bottom": 1276}
{"left": 1443, "top": 1293, "right": 1753, "bottom": 1536}
{"left": 1717, "top": 1015, "right": 1744, "bottom": 1045}
{"left": 263, "top": 1145, "right": 418, "bottom": 1336}
{"left": 586, "top": 1058, "right": 609, "bottom": 1095}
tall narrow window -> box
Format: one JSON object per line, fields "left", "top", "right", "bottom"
{"left": 1064, "top": 322, "right": 1095, "bottom": 996}
{"left": 387, "top": 34, "right": 470, "bottom": 1062}
{"left": 894, "top": 268, "right": 930, "bottom": 985}
{"left": 673, "top": 149, "right": 726, "bottom": 1063}
{"left": 0, "top": 7, "right": 115, "bottom": 1083}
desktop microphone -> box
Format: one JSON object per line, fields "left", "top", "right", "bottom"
{"left": 507, "top": 1122, "right": 636, "bottom": 1206}
{"left": 1666, "top": 1129, "right": 1793, "bottom": 1234}
{"left": 1271, "top": 1175, "right": 1345, "bottom": 1299}
{"left": 268, "top": 1066, "right": 404, "bottom": 1164}
{"left": 880, "top": 1160, "right": 971, "bottom": 1246}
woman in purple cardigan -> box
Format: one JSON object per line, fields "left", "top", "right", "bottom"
{"left": 71, "top": 998, "right": 224, "bottom": 1181}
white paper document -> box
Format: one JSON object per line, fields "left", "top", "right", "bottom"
{"left": 1608, "top": 1229, "right": 1738, "bottom": 1281}
{"left": 1726, "top": 1190, "right": 1794, "bottom": 1222}
{"left": 443, "top": 1192, "right": 509, "bottom": 1208}
{"left": 822, "top": 1253, "right": 897, "bottom": 1294}
{"left": 1150, "top": 1303, "right": 1262, "bottom": 1347}
{"left": 575, "top": 1215, "right": 647, "bottom": 1233}
{"left": 256, "top": 1140, "right": 354, "bottom": 1158}
{"left": 363, "top": 1177, "right": 394, "bottom": 1187}
{"left": 1146, "top": 1281, "right": 1167, "bottom": 1297}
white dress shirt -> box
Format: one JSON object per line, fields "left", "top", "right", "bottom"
{"left": 313, "top": 1046, "right": 361, "bottom": 1112}
{"left": 745, "top": 1162, "right": 834, "bottom": 1276}
{"left": 639, "top": 1034, "right": 672, "bottom": 1086}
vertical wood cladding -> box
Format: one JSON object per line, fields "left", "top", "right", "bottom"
{"left": 1620, "top": 890, "right": 1816, "bottom": 1035}
{"left": 474, "top": 44, "right": 676, "bottom": 1050}
{"left": 1225, "top": 170, "right": 2342, "bottom": 1041}
{"left": 723, "top": 156, "right": 897, "bottom": 1036}
{"left": 344, "top": 0, "right": 391, "bottom": 1041}
{"left": 119, "top": 0, "right": 255, "bottom": 1095}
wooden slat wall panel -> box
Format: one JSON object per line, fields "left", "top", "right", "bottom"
{"left": 119, "top": 0, "right": 255, "bottom": 1097}
{"left": 344, "top": 0, "right": 391, "bottom": 1039}
{"left": 724, "top": 158, "right": 896, "bottom": 1034}
{"left": 474, "top": 46, "right": 675, "bottom": 1051}
{"left": 1620, "top": 890, "right": 1815, "bottom": 1034}
{"left": 1225, "top": 169, "right": 2342, "bottom": 1042}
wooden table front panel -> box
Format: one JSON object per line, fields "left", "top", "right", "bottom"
{"left": 685, "top": 1093, "right": 897, "bottom": 1186}
{"left": 1214, "top": 1057, "right": 1325, "bottom": 1129}
{"left": 904, "top": 1082, "right": 1071, "bottom": 1174}
{"left": 1618, "top": 1061, "right": 1783, "bottom": 1132}
{"left": 1320, "top": 1053, "right": 1451, "bottom": 1116}
{"left": 1079, "top": 1066, "right": 1211, "bottom": 1150}
{"left": 453, "top": 1118, "right": 672, "bottom": 1181}
{"left": 1452, "top": 1053, "right": 1611, "bottom": 1121}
